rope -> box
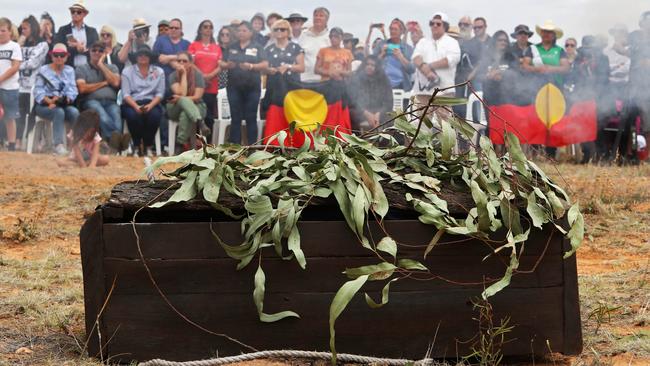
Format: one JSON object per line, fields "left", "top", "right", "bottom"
{"left": 138, "top": 350, "right": 436, "bottom": 366}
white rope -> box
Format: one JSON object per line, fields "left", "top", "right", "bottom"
{"left": 138, "top": 350, "right": 436, "bottom": 366}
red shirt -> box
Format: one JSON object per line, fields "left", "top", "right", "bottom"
{"left": 188, "top": 41, "right": 222, "bottom": 94}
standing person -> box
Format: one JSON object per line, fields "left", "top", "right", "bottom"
{"left": 75, "top": 41, "right": 122, "bottom": 144}
{"left": 217, "top": 26, "right": 231, "bottom": 89}
{"left": 373, "top": 18, "right": 415, "bottom": 90}
{"left": 475, "top": 30, "right": 518, "bottom": 107}
{"left": 58, "top": 109, "right": 109, "bottom": 167}
{"left": 98, "top": 25, "right": 123, "bottom": 72}
{"left": 33, "top": 43, "right": 79, "bottom": 155}
{"left": 261, "top": 19, "right": 305, "bottom": 118}
{"left": 565, "top": 37, "right": 578, "bottom": 65}
{"left": 287, "top": 12, "right": 308, "bottom": 40}
{"left": 220, "top": 21, "right": 267, "bottom": 145}
{"left": 17, "top": 15, "right": 48, "bottom": 150}
{"left": 0, "top": 18, "right": 23, "bottom": 151}
{"left": 157, "top": 20, "right": 170, "bottom": 39}
{"left": 343, "top": 33, "right": 363, "bottom": 61}
{"left": 347, "top": 55, "right": 393, "bottom": 134}
{"left": 250, "top": 13, "right": 267, "bottom": 46}
{"left": 298, "top": 7, "right": 330, "bottom": 82}
{"left": 411, "top": 12, "right": 461, "bottom": 121}
{"left": 363, "top": 23, "right": 386, "bottom": 57}
{"left": 507, "top": 24, "right": 536, "bottom": 105}
{"left": 39, "top": 12, "right": 56, "bottom": 49}
{"left": 509, "top": 24, "right": 534, "bottom": 64}
{"left": 167, "top": 51, "right": 207, "bottom": 151}
{"left": 314, "top": 27, "right": 354, "bottom": 81}
{"left": 120, "top": 45, "right": 165, "bottom": 156}
{"left": 263, "top": 12, "right": 283, "bottom": 46}
{"left": 628, "top": 11, "right": 650, "bottom": 146}
{"left": 188, "top": 20, "right": 221, "bottom": 140}
{"left": 153, "top": 18, "right": 190, "bottom": 78}
{"left": 407, "top": 21, "right": 424, "bottom": 48}
{"left": 457, "top": 16, "right": 473, "bottom": 41}
{"left": 118, "top": 19, "right": 153, "bottom": 69}
{"left": 53, "top": 2, "right": 99, "bottom": 68}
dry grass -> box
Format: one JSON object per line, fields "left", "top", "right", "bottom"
{"left": 0, "top": 152, "right": 648, "bottom": 365}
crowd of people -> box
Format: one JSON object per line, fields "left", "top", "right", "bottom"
{"left": 0, "top": 2, "right": 649, "bottom": 166}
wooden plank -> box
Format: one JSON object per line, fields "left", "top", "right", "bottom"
{"left": 102, "top": 221, "right": 563, "bottom": 260}
{"left": 101, "top": 288, "right": 566, "bottom": 363}
{"left": 562, "top": 238, "right": 583, "bottom": 354}
{"left": 79, "top": 210, "right": 106, "bottom": 359}
{"left": 103, "top": 254, "right": 564, "bottom": 296}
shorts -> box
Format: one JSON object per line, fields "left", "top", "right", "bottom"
{"left": 0, "top": 88, "right": 20, "bottom": 122}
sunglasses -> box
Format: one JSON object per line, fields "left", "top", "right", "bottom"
{"left": 273, "top": 28, "right": 289, "bottom": 32}
{"left": 429, "top": 21, "right": 443, "bottom": 27}
{"left": 458, "top": 22, "right": 471, "bottom": 27}
{"left": 565, "top": 43, "right": 576, "bottom": 48}
{"left": 70, "top": 10, "right": 85, "bottom": 15}
{"left": 52, "top": 53, "right": 67, "bottom": 58}
{"left": 90, "top": 48, "right": 104, "bottom": 53}
{"left": 100, "top": 33, "right": 112, "bottom": 37}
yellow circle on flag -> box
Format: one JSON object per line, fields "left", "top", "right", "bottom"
{"left": 535, "top": 83, "right": 566, "bottom": 129}
{"left": 283, "top": 89, "right": 328, "bottom": 132}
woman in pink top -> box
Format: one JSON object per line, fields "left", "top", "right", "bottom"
{"left": 188, "top": 19, "right": 221, "bottom": 140}
{"left": 59, "top": 109, "right": 109, "bottom": 168}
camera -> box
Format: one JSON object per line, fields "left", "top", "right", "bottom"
{"left": 135, "top": 29, "right": 148, "bottom": 38}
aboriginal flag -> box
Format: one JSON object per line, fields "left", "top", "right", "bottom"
{"left": 262, "top": 77, "right": 351, "bottom": 147}
{"left": 488, "top": 83, "right": 597, "bottom": 147}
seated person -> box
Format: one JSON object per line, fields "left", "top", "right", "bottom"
{"left": 57, "top": 109, "right": 109, "bottom": 167}
{"left": 347, "top": 55, "right": 393, "bottom": 133}
{"left": 33, "top": 43, "right": 79, "bottom": 155}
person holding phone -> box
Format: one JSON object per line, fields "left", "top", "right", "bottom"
{"left": 120, "top": 45, "right": 165, "bottom": 156}
{"left": 372, "top": 18, "right": 414, "bottom": 90}
{"left": 52, "top": 2, "right": 98, "bottom": 67}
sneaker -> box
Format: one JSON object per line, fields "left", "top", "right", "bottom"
{"left": 109, "top": 132, "right": 122, "bottom": 151}
{"left": 145, "top": 146, "right": 155, "bottom": 157}
{"left": 54, "top": 144, "right": 67, "bottom": 156}
{"left": 120, "top": 133, "right": 132, "bottom": 152}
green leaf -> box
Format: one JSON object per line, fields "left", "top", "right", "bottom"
{"left": 526, "top": 192, "right": 547, "bottom": 229}
{"left": 500, "top": 198, "right": 523, "bottom": 236}
{"left": 329, "top": 180, "right": 354, "bottom": 232}
{"left": 505, "top": 132, "right": 531, "bottom": 179}
{"left": 424, "top": 229, "right": 445, "bottom": 259}
{"left": 376, "top": 237, "right": 397, "bottom": 258}
{"left": 440, "top": 120, "right": 456, "bottom": 160}
{"left": 565, "top": 203, "right": 584, "bottom": 258}
{"left": 245, "top": 150, "right": 275, "bottom": 164}
{"left": 482, "top": 245, "right": 519, "bottom": 299}
{"left": 343, "top": 262, "right": 397, "bottom": 279}
{"left": 329, "top": 275, "right": 369, "bottom": 364}
{"left": 288, "top": 226, "right": 306, "bottom": 269}
{"left": 351, "top": 184, "right": 367, "bottom": 236}
{"left": 202, "top": 166, "right": 223, "bottom": 203}
{"left": 547, "top": 191, "right": 566, "bottom": 219}
{"left": 150, "top": 171, "right": 198, "bottom": 208}
{"left": 254, "top": 265, "right": 300, "bottom": 322}
{"left": 365, "top": 279, "right": 398, "bottom": 309}
{"left": 470, "top": 180, "right": 491, "bottom": 232}
{"left": 397, "top": 259, "right": 428, "bottom": 271}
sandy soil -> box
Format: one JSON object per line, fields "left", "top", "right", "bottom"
{"left": 0, "top": 152, "right": 648, "bottom": 365}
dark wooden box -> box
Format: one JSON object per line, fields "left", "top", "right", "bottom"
{"left": 80, "top": 182, "right": 582, "bottom": 363}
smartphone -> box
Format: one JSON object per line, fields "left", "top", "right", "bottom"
{"left": 371, "top": 23, "right": 384, "bottom": 28}
{"left": 387, "top": 43, "right": 400, "bottom": 51}
{"left": 66, "top": 33, "right": 75, "bottom": 42}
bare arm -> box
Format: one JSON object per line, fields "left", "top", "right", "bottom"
{"left": 76, "top": 79, "right": 108, "bottom": 94}
{"left": 72, "top": 145, "right": 86, "bottom": 167}
{"left": 96, "top": 56, "right": 121, "bottom": 87}
{"left": 0, "top": 60, "right": 20, "bottom": 84}
{"left": 87, "top": 141, "right": 100, "bottom": 168}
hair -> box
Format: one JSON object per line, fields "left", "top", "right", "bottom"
{"left": 217, "top": 26, "right": 231, "bottom": 47}
{"left": 271, "top": 19, "right": 290, "bottom": 31}
{"left": 170, "top": 18, "right": 182, "bottom": 28}
{"left": 20, "top": 15, "right": 43, "bottom": 46}
{"left": 390, "top": 18, "right": 406, "bottom": 34}
{"left": 314, "top": 7, "right": 330, "bottom": 18}
{"left": 565, "top": 37, "right": 577, "bottom": 46}
{"left": 267, "top": 12, "right": 282, "bottom": 24}
{"left": 474, "top": 17, "right": 487, "bottom": 26}
{"left": 176, "top": 50, "right": 192, "bottom": 62}
{"left": 0, "top": 17, "right": 12, "bottom": 30}
{"left": 41, "top": 12, "right": 56, "bottom": 33}
{"left": 489, "top": 30, "right": 509, "bottom": 48}
{"left": 10, "top": 24, "right": 19, "bottom": 41}
{"left": 100, "top": 25, "right": 118, "bottom": 48}
{"left": 195, "top": 19, "right": 215, "bottom": 43}
{"left": 238, "top": 21, "right": 254, "bottom": 32}
{"left": 250, "top": 14, "right": 265, "bottom": 31}
{"left": 72, "top": 110, "right": 100, "bottom": 144}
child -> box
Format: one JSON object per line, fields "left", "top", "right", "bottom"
{"left": 58, "top": 110, "right": 109, "bottom": 167}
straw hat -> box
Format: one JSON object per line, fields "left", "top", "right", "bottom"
{"left": 447, "top": 25, "right": 461, "bottom": 39}
{"left": 69, "top": 1, "right": 88, "bottom": 13}
{"left": 132, "top": 18, "right": 151, "bottom": 31}
{"left": 536, "top": 20, "right": 563, "bottom": 39}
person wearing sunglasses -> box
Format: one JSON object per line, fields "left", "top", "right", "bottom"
{"left": 33, "top": 43, "right": 79, "bottom": 155}
{"left": 564, "top": 37, "right": 578, "bottom": 65}
{"left": 153, "top": 18, "right": 190, "bottom": 79}
{"left": 411, "top": 12, "right": 460, "bottom": 121}
{"left": 98, "top": 25, "right": 124, "bottom": 72}
{"left": 118, "top": 18, "right": 153, "bottom": 69}
{"left": 75, "top": 41, "right": 123, "bottom": 150}
{"left": 457, "top": 16, "right": 473, "bottom": 41}
{"left": 217, "top": 26, "right": 231, "bottom": 89}
{"left": 52, "top": 2, "right": 98, "bottom": 68}
{"left": 167, "top": 51, "right": 208, "bottom": 152}
{"left": 188, "top": 20, "right": 222, "bottom": 142}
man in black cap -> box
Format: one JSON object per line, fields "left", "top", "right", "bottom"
{"left": 287, "top": 12, "right": 307, "bottom": 39}
{"left": 53, "top": 2, "right": 99, "bottom": 67}
{"left": 509, "top": 24, "right": 534, "bottom": 63}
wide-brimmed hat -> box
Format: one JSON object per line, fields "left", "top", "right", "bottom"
{"left": 447, "top": 25, "right": 461, "bottom": 39}
{"left": 511, "top": 24, "right": 533, "bottom": 38}
{"left": 69, "top": 1, "right": 88, "bottom": 13}
{"left": 536, "top": 20, "right": 563, "bottom": 39}
{"left": 132, "top": 18, "right": 151, "bottom": 31}
{"left": 286, "top": 12, "right": 308, "bottom": 22}
{"left": 342, "top": 32, "right": 359, "bottom": 46}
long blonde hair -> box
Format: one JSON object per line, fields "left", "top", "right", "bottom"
{"left": 100, "top": 25, "right": 118, "bottom": 48}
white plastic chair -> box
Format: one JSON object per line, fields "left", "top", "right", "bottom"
{"left": 392, "top": 89, "right": 405, "bottom": 112}
{"left": 466, "top": 91, "right": 487, "bottom": 126}
{"left": 26, "top": 86, "right": 53, "bottom": 154}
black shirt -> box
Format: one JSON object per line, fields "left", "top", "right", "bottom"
{"left": 265, "top": 42, "right": 304, "bottom": 83}
{"left": 224, "top": 41, "right": 266, "bottom": 89}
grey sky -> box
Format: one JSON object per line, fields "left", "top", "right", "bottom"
{"left": 4, "top": 0, "right": 649, "bottom": 46}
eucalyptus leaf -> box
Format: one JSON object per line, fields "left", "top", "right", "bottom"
{"left": 397, "top": 259, "right": 428, "bottom": 271}
{"left": 329, "top": 275, "right": 369, "bottom": 364}
{"left": 376, "top": 237, "right": 398, "bottom": 258}
{"left": 365, "top": 278, "right": 398, "bottom": 309}
{"left": 254, "top": 265, "right": 300, "bottom": 322}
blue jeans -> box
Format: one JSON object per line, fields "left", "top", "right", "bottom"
{"left": 227, "top": 85, "right": 260, "bottom": 145}
{"left": 83, "top": 99, "right": 122, "bottom": 140}
{"left": 33, "top": 104, "right": 80, "bottom": 146}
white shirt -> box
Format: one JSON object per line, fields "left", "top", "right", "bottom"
{"left": 0, "top": 41, "right": 23, "bottom": 90}
{"left": 298, "top": 27, "right": 330, "bottom": 82}
{"left": 71, "top": 23, "right": 88, "bottom": 66}
{"left": 411, "top": 34, "right": 460, "bottom": 95}
{"left": 603, "top": 45, "right": 630, "bottom": 83}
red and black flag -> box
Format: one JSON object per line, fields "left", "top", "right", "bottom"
{"left": 488, "top": 83, "right": 597, "bottom": 147}
{"left": 262, "top": 78, "right": 352, "bottom": 147}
